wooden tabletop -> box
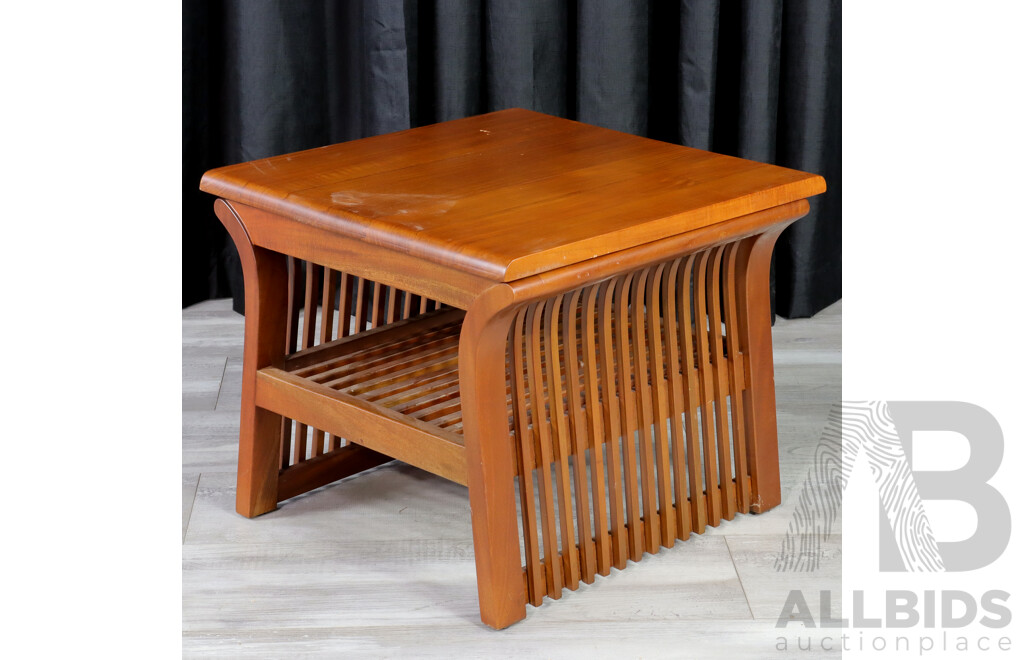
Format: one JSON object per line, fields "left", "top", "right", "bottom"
{"left": 201, "top": 108, "right": 825, "bottom": 282}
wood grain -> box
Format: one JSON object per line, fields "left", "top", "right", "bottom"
{"left": 458, "top": 284, "right": 527, "bottom": 629}
{"left": 201, "top": 109, "right": 825, "bottom": 283}
{"left": 213, "top": 200, "right": 288, "bottom": 518}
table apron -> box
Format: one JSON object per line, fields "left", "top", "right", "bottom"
{"left": 226, "top": 200, "right": 492, "bottom": 309}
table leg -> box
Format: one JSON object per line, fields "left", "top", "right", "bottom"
{"left": 214, "top": 200, "right": 289, "bottom": 518}
{"left": 459, "top": 285, "right": 528, "bottom": 630}
{"left": 737, "top": 227, "right": 788, "bottom": 513}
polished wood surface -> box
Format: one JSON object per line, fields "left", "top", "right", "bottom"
{"left": 203, "top": 109, "right": 825, "bottom": 630}
{"left": 201, "top": 108, "right": 824, "bottom": 282}
{"left": 213, "top": 199, "right": 287, "bottom": 518}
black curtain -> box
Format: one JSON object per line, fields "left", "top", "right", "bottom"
{"left": 184, "top": 0, "right": 840, "bottom": 318}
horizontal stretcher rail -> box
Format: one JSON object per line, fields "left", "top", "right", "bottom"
{"left": 255, "top": 367, "right": 469, "bottom": 486}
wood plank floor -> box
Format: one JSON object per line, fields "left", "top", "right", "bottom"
{"left": 183, "top": 298, "right": 841, "bottom": 658}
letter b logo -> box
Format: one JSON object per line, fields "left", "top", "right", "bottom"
{"left": 883, "top": 402, "right": 1011, "bottom": 571}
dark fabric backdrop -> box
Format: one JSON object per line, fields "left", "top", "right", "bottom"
{"left": 184, "top": 0, "right": 840, "bottom": 318}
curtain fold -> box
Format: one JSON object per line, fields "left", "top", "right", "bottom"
{"left": 677, "top": 0, "right": 720, "bottom": 151}
{"left": 430, "top": 1, "right": 485, "bottom": 122}
{"left": 576, "top": 1, "right": 648, "bottom": 134}
{"left": 183, "top": 0, "right": 840, "bottom": 318}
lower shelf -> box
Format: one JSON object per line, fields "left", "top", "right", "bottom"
{"left": 283, "top": 308, "right": 468, "bottom": 432}
{"left": 255, "top": 301, "right": 749, "bottom": 490}
{"left": 259, "top": 308, "right": 472, "bottom": 486}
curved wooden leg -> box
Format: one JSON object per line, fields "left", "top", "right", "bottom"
{"left": 737, "top": 226, "right": 791, "bottom": 513}
{"left": 214, "top": 199, "right": 289, "bottom": 518}
{"left": 459, "top": 285, "right": 527, "bottom": 629}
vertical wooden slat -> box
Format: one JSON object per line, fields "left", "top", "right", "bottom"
{"left": 678, "top": 255, "right": 707, "bottom": 533}
{"left": 289, "top": 387, "right": 307, "bottom": 465}
{"left": 280, "top": 419, "right": 292, "bottom": 469}
{"left": 598, "top": 278, "right": 628, "bottom": 570}
{"left": 308, "top": 430, "right": 324, "bottom": 461}
{"left": 707, "top": 246, "right": 736, "bottom": 519}
{"left": 285, "top": 257, "right": 303, "bottom": 353}
{"left": 292, "top": 262, "right": 321, "bottom": 463}
{"left": 316, "top": 267, "right": 338, "bottom": 455}
{"left": 582, "top": 283, "right": 612, "bottom": 575}
{"left": 562, "top": 288, "right": 596, "bottom": 583}
{"left": 370, "top": 282, "right": 385, "bottom": 328}
{"left": 613, "top": 273, "right": 644, "bottom": 562}
{"left": 319, "top": 268, "right": 337, "bottom": 344}
{"left": 511, "top": 309, "right": 544, "bottom": 606}
{"left": 281, "top": 257, "right": 303, "bottom": 468}
{"left": 381, "top": 285, "right": 393, "bottom": 325}
{"left": 525, "top": 303, "right": 562, "bottom": 597}
{"left": 301, "top": 263, "right": 321, "bottom": 349}
{"left": 693, "top": 250, "right": 721, "bottom": 526}
{"left": 336, "top": 272, "right": 353, "bottom": 338}
{"left": 723, "top": 242, "right": 751, "bottom": 513}
{"left": 385, "top": 286, "right": 400, "bottom": 324}
{"left": 629, "top": 269, "right": 660, "bottom": 553}
{"left": 353, "top": 276, "right": 367, "bottom": 335}
{"left": 543, "top": 295, "right": 580, "bottom": 590}
{"left": 401, "top": 289, "right": 414, "bottom": 319}
{"left": 645, "top": 263, "right": 676, "bottom": 547}
{"left": 662, "top": 259, "right": 692, "bottom": 541}
{"left": 290, "top": 420, "right": 306, "bottom": 468}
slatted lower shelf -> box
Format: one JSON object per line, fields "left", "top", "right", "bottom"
{"left": 257, "top": 308, "right": 470, "bottom": 485}
{"left": 286, "top": 308, "right": 468, "bottom": 431}
{"left": 268, "top": 303, "right": 746, "bottom": 446}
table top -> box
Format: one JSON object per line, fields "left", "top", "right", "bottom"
{"left": 201, "top": 109, "right": 825, "bottom": 282}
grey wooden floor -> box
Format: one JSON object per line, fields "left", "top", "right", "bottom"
{"left": 183, "top": 299, "right": 841, "bottom": 658}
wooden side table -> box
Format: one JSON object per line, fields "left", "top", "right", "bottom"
{"left": 200, "top": 109, "right": 825, "bottom": 629}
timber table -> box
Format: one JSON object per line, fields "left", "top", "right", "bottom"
{"left": 200, "top": 108, "right": 826, "bottom": 629}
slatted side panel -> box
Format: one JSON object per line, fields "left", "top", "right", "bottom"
{"left": 509, "top": 242, "right": 754, "bottom": 606}
{"left": 279, "top": 257, "right": 444, "bottom": 472}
